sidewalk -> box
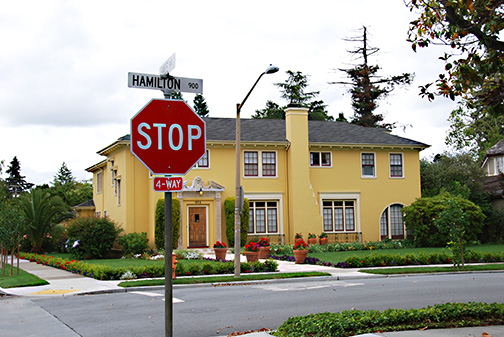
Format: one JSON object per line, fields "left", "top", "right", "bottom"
{"left": 2, "top": 254, "right": 504, "bottom": 337}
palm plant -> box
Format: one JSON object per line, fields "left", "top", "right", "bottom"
{"left": 18, "top": 189, "right": 73, "bottom": 253}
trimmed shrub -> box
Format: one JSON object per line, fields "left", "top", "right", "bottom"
{"left": 119, "top": 232, "right": 149, "bottom": 255}
{"left": 155, "top": 198, "right": 181, "bottom": 250}
{"left": 225, "top": 197, "right": 249, "bottom": 247}
{"left": 66, "top": 217, "right": 123, "bottom": 259}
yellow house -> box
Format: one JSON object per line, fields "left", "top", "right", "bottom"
{"left": 86, "top": 107, "right": 428, "bottom": 249}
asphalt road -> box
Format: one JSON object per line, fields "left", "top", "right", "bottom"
{"left": 3, "top": 272, "right": 504, "bottom": 337}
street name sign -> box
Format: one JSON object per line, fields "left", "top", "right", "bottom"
{"left": 159, "top": 53, "right": 176, "bottom": 77}
{"left": 130, "top": 99, "right": 206, "bottom": 175}
{"left": 153, "top": 177, "right": 183, "bottom": 192}
{"left": 128, "top": 72, "right": 203, "bottom": 94}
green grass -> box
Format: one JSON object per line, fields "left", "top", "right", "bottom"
{"left": 307, "top": 244, "right": 504, "bottom": 264}
{"left": 118, "top": 271, "right": 331, "bottom": 287}
{"left": 0, "top": 265, "right": 48, "bottom": 289}
{"left": 361, "top": 263, "right": 504, "bottom": 275}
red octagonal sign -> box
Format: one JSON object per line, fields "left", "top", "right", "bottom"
{"left": 131, "top": 99, "right": 206, "bottom": 175}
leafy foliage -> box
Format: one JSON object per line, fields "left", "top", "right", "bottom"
{"left": 154, "top": 198, "right": 181, "bottom": 250}
{"left": 66, "top": 217, "right": 122, "bottom": 259}
{"left": 253, "top": 70, "right": 334, "bottom": 121}
{"left": 193, "top": 94, "right": 209, "bottom": 117}
{"left": 402, "top": 192, "right": 485, "bottom": 247}
{"left": 119, "top": 232, "right": 149, "bottom": 255}
{"left": 224, "top": 197, "right": 249, "bottom": 247}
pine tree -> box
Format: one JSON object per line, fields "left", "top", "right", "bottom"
{"left": 193, "top": 94, "right": 210, "bottom": 117}
{"left": 330, "top": 26, "right": 413, "bottom": 129}
{"left": 5, "top": 156, "right": 33, "bottom": 196}
{"left": 53, "top": 162, "right": 75, "bottom": 186}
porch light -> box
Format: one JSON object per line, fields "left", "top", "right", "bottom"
{"left": 199, "top": 188, "right": 203, "bottom": 196}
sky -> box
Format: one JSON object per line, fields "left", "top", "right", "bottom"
{"left": 0, "top": 1, "right": 459, "bottom": 185}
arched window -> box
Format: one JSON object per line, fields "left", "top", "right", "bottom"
{"left": 380, "top": 204, "right": 405, "bottom": 240}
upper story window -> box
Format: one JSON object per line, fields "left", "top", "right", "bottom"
{"left": 389, "top": 153, "right": 403, "bottom": 178}
{"left": 496, "top": 157, "right": 504, "bottom": 174}
{"left": 96, "top": 171, "right": 103, "bottom": 194}
{"left": 361, "top": 153, "right": 375, "bottom": 177}
{"left": 310, "top": 152, "right": 331, "bottom": 167}
{"left": 195, "top": 150, "right": 209, "bottom": 168}
{"left": 244, "top": 151, "right": 276, "bottom": 177}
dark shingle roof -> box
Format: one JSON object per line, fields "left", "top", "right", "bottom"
{"left": 118, "top": 118, "right": 428, "bottom": 148}
{"left": 203, "top": 117, "right": 429, "bottom": 147}
{"left": 486, "top": 139, "right": 504, "bottom": 157}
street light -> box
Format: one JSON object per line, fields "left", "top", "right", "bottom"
{"left": 234, "top": 65, "right": 279, "bottom": 278}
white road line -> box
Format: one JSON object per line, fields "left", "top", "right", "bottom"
{"left": 129, "top": 291, "right": 185, "bottom": 303}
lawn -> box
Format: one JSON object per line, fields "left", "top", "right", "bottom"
{"left": 0, "top": 265, "right": 48, "bottom": 289}
{"left": 305, "top": 244, "right": 504, "bottom": 265}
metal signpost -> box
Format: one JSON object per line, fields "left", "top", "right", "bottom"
{"left": 129, "top": 60, "right": 204, "bottom": 337}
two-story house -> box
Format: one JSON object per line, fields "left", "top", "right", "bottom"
{"left": 86, "top": 106, "right": 429, "bottom": 248}
{"left": 482, "top": 139, "right": 504, "bottom": 209}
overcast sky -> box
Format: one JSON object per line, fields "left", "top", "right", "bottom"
{"left": 0, "top": 1, "right": 458, "bottom": 185}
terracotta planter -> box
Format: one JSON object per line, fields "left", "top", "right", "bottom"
{"left": 244, "top": 251, "right": 259, "bottom": 263}
{"left": 259, "top": 246, "right": 270, "bottom": 259}
{"left": 293, "top": 249, "right": 308, "bottom": 264}
{"left": 319, "top": 237, "right": 328, "bottom": 245}
{"left": 307, "top": 238, "right": 317, "bottom": 245}
{"left": 172, "top": 253, "right": 178, "bottom": 279}
{"left": 214, "top": 248, "right": 228, "bottom": 260}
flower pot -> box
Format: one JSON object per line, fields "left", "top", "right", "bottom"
{"left": 293, "top": 249, "right": 308, "bottom": 264}
{"left": 214, "top": 248, "right": 228, "bottom": 260}
{"left": 259, "top": 246, "right": 270, "bottom": 259}
{"left": 319, "top": 237, "right": 328, "bottom": 245}
{"left": 244, "top": 251, "right": 259, "bottom": 263}
{"left": 307, "top": 238, "right": 317, "bottom": 245}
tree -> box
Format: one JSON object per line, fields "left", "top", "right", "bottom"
{"left": 225, "top": 197, "right": 249, "bottom": 247}
{"left": 407, "top": 0, "right": 504, "bottom": 106}
{"left": 53, "top": 162, "right": 75, "bottom": 186}
{"left": 330, "top": 26, "right": 413, "bottom": 129}
{"left": 253, "top": 70, "right": 334, "bottom": 121}
{"left": 154, "top": 198, "right": 181, "bottom": 250}
{"left": 193, "top": 94, "right": 210, "bottom": 117}
{"left": 5, "top": 156, "right": 33, "bottom": 196}
{"left": 47, "top": 163, "right": 92, "bottom": 207}
{"left": 18, "top": 189, "right": 73, "bottom": 253}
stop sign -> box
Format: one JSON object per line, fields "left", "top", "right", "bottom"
{"left": 130, "top": 99, "right": 206, "bottom": 175}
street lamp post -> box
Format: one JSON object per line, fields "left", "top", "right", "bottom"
{"left": 234, "top": 65, "right": 279, "bottom": 278}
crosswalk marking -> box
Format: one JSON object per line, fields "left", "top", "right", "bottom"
{"left": 129, "top": 291, "right": 184, "bottom": 303}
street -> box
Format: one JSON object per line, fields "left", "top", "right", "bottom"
{"left": 2, "top": 273, "right": 504, "bottom": 337}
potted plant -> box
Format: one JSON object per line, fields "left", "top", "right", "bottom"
{"left": 319, "top": 232, "right": 328, "bottom": 245}
{"left": 243, "top": 242, "right": 260, "bottom": 262}
{"left": 213, "top": 241, "right": 227, "bottom": 260}
{"left": 294, "top": 233, "right": 303, "bottom": 243}
{"left": 307, "top": 233, "right": 317, "bottom": 245}
{"left": 293, "top": 240, "right": 309, "bottom": 264}
{"left": 258, "top": 237, "right": 270, "bottom": 259}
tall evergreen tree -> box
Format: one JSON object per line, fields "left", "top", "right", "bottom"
{"left": 193, "top": 94, "right": 210, "bottom": 117}
{"left": 253, "top": 70, "right": 333, "bottom": 121}
{"left": 53, "top": 162, "right": 75, "bottom": 186}
{"left": 330, "top": 26, "right": 413, "bottom": 129}
{"left": 5, "top": 156, "right": 33, "bottom": 196}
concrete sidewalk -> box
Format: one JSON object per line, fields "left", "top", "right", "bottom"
{"left": 2, "top": 254, "right": 504, "bottom": 337}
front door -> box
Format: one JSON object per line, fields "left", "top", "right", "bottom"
{"left": 188, "top": 206, "right": 207, "bottom": 247}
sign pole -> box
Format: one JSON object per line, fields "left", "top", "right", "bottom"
{"left": 164, "top": 189, "right": 173, "bottom": 337}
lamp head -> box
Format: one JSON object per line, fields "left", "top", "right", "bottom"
{"left": 265, "top": 65, "right": 279, "bottom": 74}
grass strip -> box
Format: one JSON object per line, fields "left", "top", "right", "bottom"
{"left": 118, "top": 271, "right": 331, "bottom": 287}
{"left": 361, "top": 263, "right": 504, "bottom": 275}
{"left": 0, "top": 265, "right": 49, "bottom": 289}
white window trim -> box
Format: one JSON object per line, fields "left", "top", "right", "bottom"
{"left": 244, "top": 193, "right": 284, "bottom": 235}
{"left": 310, "top": 151, "right": 333, "bottom": 168}
{"left": 194, "top": 150, "right": 210, "bottom": 169}
{"left": 361, "top": 152, "right": 377, "bottom": 178}
{"left": 186, "top": 205, "right": 209, "bottom": 247}
{"left": 319, "top": 192, "right": 361, "bottom": 233}
{"left": 96, "top": 171, "right": 103, "bottom": 194}
{"left": 243, "top": 150, "right": 278, "bottom": 178}
{"left": 380, "top": 203, "right": 407, "bottom": 240}
{"left": 389, "top": 152, "right": 405, "bottom": 179}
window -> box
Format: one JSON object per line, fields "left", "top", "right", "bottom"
{"left": 310, "top": 152, "right": 331, "bottom": 167}
{"left": 95, "top": 211, "right": 101, "bottom": 218}
{"left": 323, "top": 200, "right": 355, "bottom": 232}
{"left": 195, "top": 150, "right": 209, "bottom": 168}
{"left": 380, "top": 204, "right": 404, "bottom": 240}
{"left": 112, "top": 169, "right": 117, "bottom": 186}
{"left": 361, "top": 153, "right": 375, "bottom": 177}
{"left": 389, "top": 153, "right": 403, "bottom": 178}
{"left": 248, "top": 201, "right": 278, "bottom": 234}
{"left": 244, "top": 151, "right": 276, "bottom": 177}
{"left": 96, "top": 171, "right": 103, "bottom": 194}
{"left": 496, "top": 157, "right": 504, "bottom": 174}
{"left": 116, "top": 180, "right": 121, "bottom": 206}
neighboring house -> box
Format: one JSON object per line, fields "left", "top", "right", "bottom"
{"left": 72, "top": 199, "right": 96, "bottom": 218}
{"left": 482, "top": 139, "right": 504, "bottom": 209}
{"left": 86, "top": 107, "right": 429, "bottom": 249}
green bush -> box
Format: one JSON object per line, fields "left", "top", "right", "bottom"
{"left": 225, "top": 197, "right": 249, "bottom": 247}
{"left": 66, "top": 217, "right": 123, "bottom": 259}
{"left": 119, "top": 232, "right": 149, "bottom": 255}
{"left": 273, "top": 302, "right": 504, "bottom": 337}
{"left": 155, "top": 198, "right": 181, "bottom": 250}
